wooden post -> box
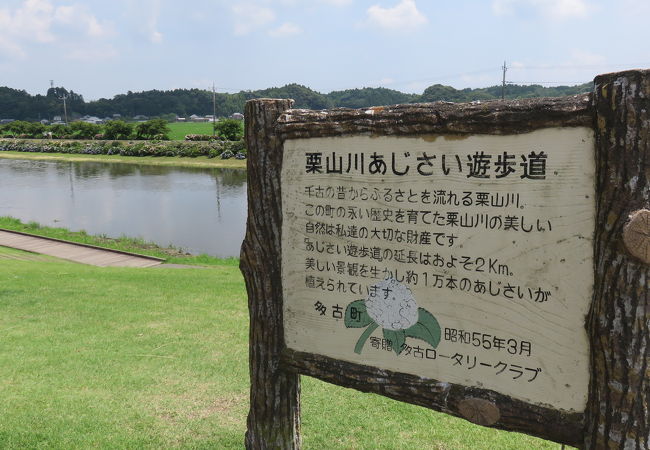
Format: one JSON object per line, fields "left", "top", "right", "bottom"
{"left": 586, "top": 70, "right": 650, "bottom": 449}
{"left": 241, "top": 98, "right": 300, "bottom": 449}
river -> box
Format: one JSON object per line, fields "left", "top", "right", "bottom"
{"left": 0, "top": 158, "right": 247, "bottom": 257}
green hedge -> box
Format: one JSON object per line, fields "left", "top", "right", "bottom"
{"left": 0, "top": 139, "right": 246, "bottom": 159}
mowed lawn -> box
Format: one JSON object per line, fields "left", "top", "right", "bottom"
{"left": 0, "top": 255, "right": 562, "bottom": 449}
{"left": 167, "top": 122, "right": 214, "bottom": 140}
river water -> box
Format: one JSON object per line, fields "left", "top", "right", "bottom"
{"left": 0, "top": 158, "right": 247, "bottom": 257}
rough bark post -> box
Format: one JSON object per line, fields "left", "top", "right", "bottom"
{"left": 586, "top": 70, "right": 650, "bottom": 449}
{"left": 241, "top": 98, "right": 300, "bottom": 449}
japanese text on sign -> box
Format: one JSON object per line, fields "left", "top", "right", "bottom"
{"left": 281, "top": 129, "right": 595, "bottom": 412}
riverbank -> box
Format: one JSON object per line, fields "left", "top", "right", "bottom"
{"left": 0, "top": 216, "right": 236, "bottom": 266}
{"left": 0, "top": 150, "right": 246, "bottom": 169}
{"left": 0, "top": 139, "right": 247, "bottom": 169}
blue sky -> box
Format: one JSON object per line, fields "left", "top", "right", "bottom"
{"left": 1, "top": 0, "right": 648, "bottom": 100}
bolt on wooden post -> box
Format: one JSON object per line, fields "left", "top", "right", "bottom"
{"left": 241, "top": 70, "right": 649, "bottom": 449}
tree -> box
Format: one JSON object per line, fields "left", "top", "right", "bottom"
{"left": 5, "top": 120, "right": 29, "bottom": 136}
{"left": 49, "top": 124, "right": 68, "bottom": 138}
{"left": 103, "top": 120, "right": 133, "bottom": 140}
{"left": 25, "top": 121, "right": 46, "bottom": 138}
{"left": 327, "top": 87, "right": 419, "bottom": 108}
{"left": 0, "top": 82, "right": 595, "bottom": 122}
{"left": 135, "top": 119, "right": 170, "bottom": 140}
{"left": 68, "top": 121, "right": 101, "bottom": 139}
{"left": 214, "top": 118, "right": 244, "bottom": 141}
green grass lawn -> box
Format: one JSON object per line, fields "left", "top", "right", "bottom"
{"left": 167, "top": 122, "right": 215, "bottom": 141}
{"left": 0, "top": 254, "right": 564, "bottom": 448}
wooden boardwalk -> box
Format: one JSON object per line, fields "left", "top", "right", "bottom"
{"left": 0, "top": 229, "right": 164, "bottom": 267}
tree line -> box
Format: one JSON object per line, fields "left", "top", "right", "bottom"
{"left": 0, "top": 82, "right": 592, "bottom": 122}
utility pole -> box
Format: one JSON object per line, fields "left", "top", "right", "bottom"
{"left": 212, "top": 83, "right": 217, "bottom": 136}
{"left": 48, "top": 80, "right": 54, "bottom": 122}
{"left": 501, "top": 61, "right": 507, "bottom": 100}
{"left": 59, "top": 93, "right": 69, "bottom": 125}
{"left": 53, "top": 80, "right": 69, "bottom": 124}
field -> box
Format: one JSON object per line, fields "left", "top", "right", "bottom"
{"left": 167, "top": 122, "right": 215, "bottom": 140}
{"left": 0, "top": 252, "right": 564, "bottom": 449}
{"left": 0, "top": 218, "right": 563, "bottom": 448}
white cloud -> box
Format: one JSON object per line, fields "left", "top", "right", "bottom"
{"left": 144, "top": 0, "right": 163, "bottom": 43}
{"left": 366, "top": 0, "right": 428, "bottom": 31}
{"left": 232, "top": 4, "right": 276, "bottom": 35}
{"left": 460, "top": 72, "right": 495, "bottom": 87}
{"left": 568, "top": 49, "right": 606, "bottom": 66}
{"left": 492, "top": 0, "right": 590, "bottom": 20}
{"left": 320, "top": 0, "right": 353, "bottom": 5}
{"left": 261, "top": 0, "right": 353, "bottom": 5}
{"left": 149, "top": 30, "right": 163, "bottom": 43}
{"left": 226, "top": 0, "right": 351, "bottom": 37}
{"left": 0, "top": 0, "right": 56, "bottom": 44}
{"left": 402, "top": 80, "right": 430, "bottom": 93}
{"left": 0, "top": 36, "right": 26, "bottom": 59}
{"left": 268, "top": 22, "right": 302, "bottom": 37}
{"left": 510, "top": 51, "right": 606, "bottom": 70}
{"left": 549, "top": 0, "right": 589, "bottom": 19}
{"left": 0, "top": 0, "right": 113, "bottom": 58}
{"left": 620, "top": 0, "right": 650, "bottom": 14}
{"left": 54, "top": 5, "right": 113, "bottom": 38}
{"left": 65, "top": 44, "right": 119, "bottom": 62}
{"left": 123, "top": 0, "right": 163, "bottom": 44}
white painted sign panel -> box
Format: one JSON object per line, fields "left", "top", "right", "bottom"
{"left": 281, "top": 128, "right": 595, "bottom": 412}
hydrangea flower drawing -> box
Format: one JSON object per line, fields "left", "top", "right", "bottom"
{"left": 344, "top": 278, "right": 441, "bottom": 355}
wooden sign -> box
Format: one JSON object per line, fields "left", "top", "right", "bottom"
{"left": 281, "top": 129, "right": 595, "bottom": 412}
{"left": 241, "top": 69, "right": 650, "bottom": 449}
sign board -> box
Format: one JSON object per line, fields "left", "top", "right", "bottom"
{"left": 242, "top": 71, "right": 650, "bottom": 449}
{"left": 281, "top": 128, "right": 595, "bottom": 412}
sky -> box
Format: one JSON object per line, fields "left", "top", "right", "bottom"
{"left": 0, "top": 0, "right": 649, "bottom": 100}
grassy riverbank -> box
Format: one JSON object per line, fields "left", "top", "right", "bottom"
{"left": 0, "top": 253, "right": 561, "bottom": 448}
{"left": 0, "top": 219, "right": 562, "bottom": 448}
{"left": 0, "top": 149, "right": 246, "bottom": 169}
{"left": 0, "top": 216, "right": 235, "bottom": 266}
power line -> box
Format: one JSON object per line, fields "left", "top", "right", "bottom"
{"left": 186, "top": 61, "right": 616, "bottom": 95}
{"left": 507, "top": 81, "right": 588, "bottom": 85}
{"left": 217, "top": 61, "right": 642, "bottom": 94}
{"left": 511, "top": 62, "right": 650, "bottom": 70}
{"left": 327, "top": 67, "right": 501, "bottom": 92}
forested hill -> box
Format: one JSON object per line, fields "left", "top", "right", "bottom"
{"left": 0, "top": 82, "right": 592, "bottom": 121}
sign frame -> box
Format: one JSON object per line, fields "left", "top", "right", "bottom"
{"left": 240, "top": 69, "right": 650, "bottom": 449}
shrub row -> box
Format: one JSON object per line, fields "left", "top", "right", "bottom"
{"left": 0, "top": 139, "right": 247, "bottom": 159}
{"left": 184, "top": 134, "right": 226, "bottom": 141}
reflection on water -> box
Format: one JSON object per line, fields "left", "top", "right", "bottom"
{"left": 0, "top": 159, "right": 247, "bottom": 257}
